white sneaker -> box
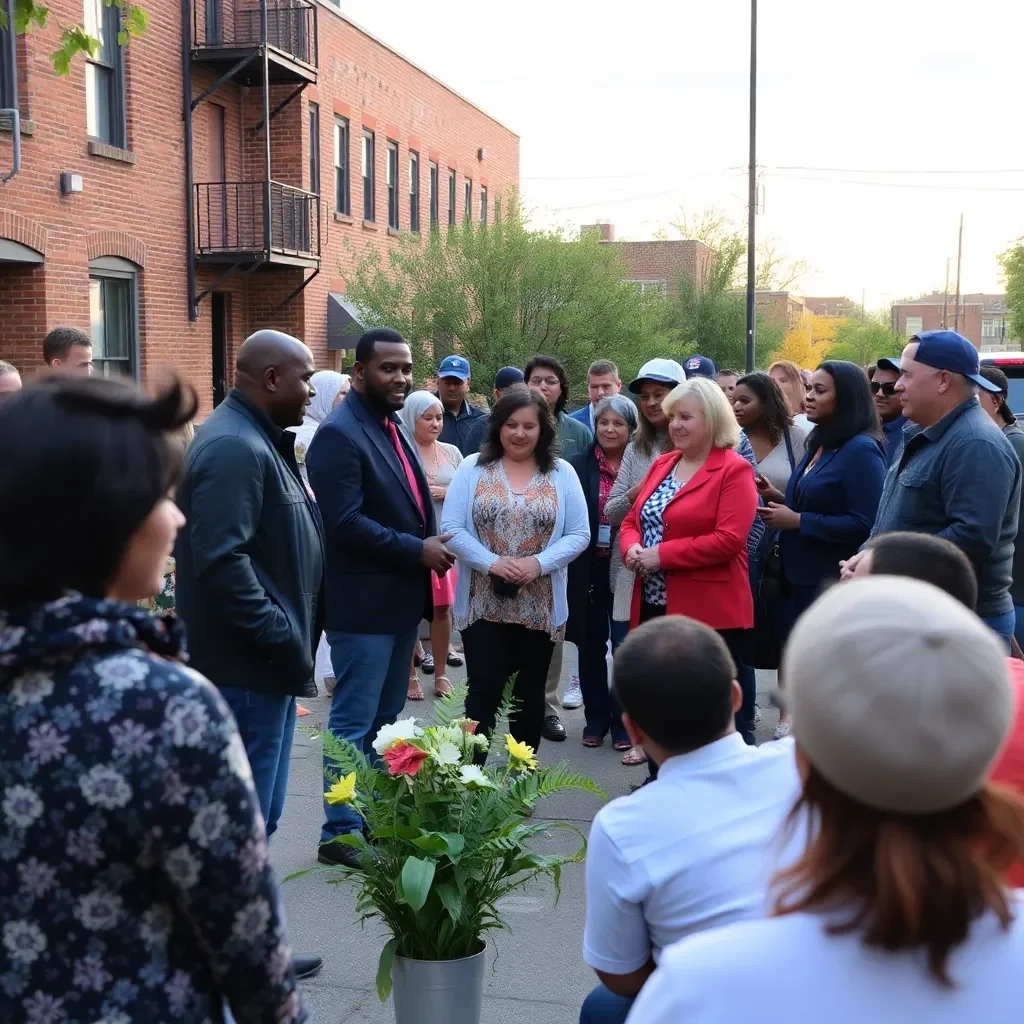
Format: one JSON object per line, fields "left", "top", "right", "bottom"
{"left": 773, "top": 720, "right": 791, "bottom": 740}
{"left": 561, "top": 676, "right": 583, "bottom": 710}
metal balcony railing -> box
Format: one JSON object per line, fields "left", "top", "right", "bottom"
{"left": 194, "top": 180, "right": 321, "bottom": 262}
{"left": 193, "top": 0, "right": 318, "bottom": 67}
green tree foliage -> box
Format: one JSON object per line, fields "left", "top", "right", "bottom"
{"left": 828, "top": 313, "right": 905, "bottom": 366}
{"left": 344, "top": 199, "right": 672, "bottom": 402}
{"left": 1, "top": 0, "right": 148, "bottom": 78}
{"left": 999, "top": 240, "right": 1024, "bottom": 345}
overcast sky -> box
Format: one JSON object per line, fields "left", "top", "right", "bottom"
{"left": 339, "top": 0, "right": 1024, "bottom": 311}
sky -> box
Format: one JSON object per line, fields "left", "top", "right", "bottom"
{"left": 338, "top": 0, "right": 1024, "bottom": 312}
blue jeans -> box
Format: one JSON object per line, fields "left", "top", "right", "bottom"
{"left": 1015, "top": 605, "right": 1024, "bottom": 649}
{"left": 321, "top": 626, "right": 419, "bottom": 841}
{"left": 982, "top": 610, "right": 1015, "bottom": 653}
{"left": 219, "top": 687, "right": 296, "bottom": 837}
{"left": 580, "top": 984, "right": 634, "bottom": 1024}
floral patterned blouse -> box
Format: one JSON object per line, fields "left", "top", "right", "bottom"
{"left": 0, "top": 595, "right": 304, "bottom": 1024}
{"left": 463, "top": 463, "right": 562, "bottom": 639}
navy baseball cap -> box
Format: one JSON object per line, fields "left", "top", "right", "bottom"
{"left": 876, "top": 357, "right": 901, "bottom": 374}
{"left": 438, "top": 355, "right": 471, "bottom": 381}
{"left": 493, "top": 366, "right": 525, "bottom": 390}
{"left": 912, "top": 331, "right": 1001, "bottom": 393}
{"left": 684, "top": 354, "right": 716, "bottom": 379}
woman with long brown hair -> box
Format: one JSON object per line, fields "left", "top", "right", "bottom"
{"left": 625, "top": 576, "right": 1024, "bottom": 1024}
{"left": 769, "top": 359, "right": 811, "bottom": 431}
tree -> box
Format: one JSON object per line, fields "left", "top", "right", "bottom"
{"left": 828, "top": 314, "right": 904, "bottom": 366}
{"left": 1, "top": 0, "right": 147, "bottom": 77}
{"left": 344, "top": 198, "right": 672, "bottom": 402}
{"left": 770, "top": 313, "right": 839, "bottom": 368}
{"left": 755, "top": 238, "right": 811, "bottom": 292}
{"left": 999, "top": 240, "right": 1024, "bottom": 345}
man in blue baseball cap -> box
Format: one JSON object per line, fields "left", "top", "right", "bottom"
{"left": 683, "top": 354, "right": 717, "bottom": 380}
{"left": 436, "top": 354, "right": 487, "bottom": 455}
{"left": 844, "top": 330, "right": 1021, "bottom": 647}
{"left": 872, "top": 356, "right": 907, "bottom": 466}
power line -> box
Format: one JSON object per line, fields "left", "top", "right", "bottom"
{"left": 772, "top": 164, "right": 1024, "bottom": 175}
{"left": 768, "top": 172, "right": 1024, "bottom": 192}
{"left": 540, "top": 168, "right": 741, "bottom": 212}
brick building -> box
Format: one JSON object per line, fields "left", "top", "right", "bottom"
{"left": 890, "top": 293, "right": 1015, "bottom": 351}
{"left": 750, "top": 291, "right": 807, "bottom": 332}
{"left": 0, "top": 0, "right": 518, "bottom": 412}
{"left": 804, "top": 296, "right": 858, "bottom": 319}
{"left": 580, "top": 222, "right": 713, "bottom": 297}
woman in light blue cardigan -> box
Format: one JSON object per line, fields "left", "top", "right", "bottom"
{"left": 440, "top": 388, "right": 590, "bottom": 756}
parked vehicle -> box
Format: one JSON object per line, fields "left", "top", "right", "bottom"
{"left": 981, "top": 353, "right": 1024, "bottom": 417}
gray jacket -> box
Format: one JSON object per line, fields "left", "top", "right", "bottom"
{"left": 1002, "top": 420, "right": 1024, "bottom": 605}
{"left": 870, "top": 397, "right": 1021, "bottom": 617}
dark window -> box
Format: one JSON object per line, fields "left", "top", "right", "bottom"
{"left": 334, "top": 116, "right": 350, "bottom": 216}
{"left": 89, "top": 270, "right": 137, "bottom": 379}
{"left": 308, "top": 102, "right": 320, "bottom": 196}
{"left": 495, "top": 196, "right": 502, "bottom": 223}
{"left": 464, "top": 179, "right": 472, "bottom": 224}
{"left": 205, "top": 0, "right": 222, "bottom": 42}
{"left": 429, "top": 161, "right": 439, "bottom": 227}
{"left": 480, "top": 185, "right": 488, "bottom": 225}
{"left": 447, "top": 169, "right": 456, "bottom": 226}
{"left": 386, "top": 140, "right": 399, "bottom": 230}
{"left": 209, "top": 103, "right": 227, "bottom": 247}
{"left": 361, "top": 129, "right": 375, "bottom": 221}
{"left": 85, "top": 0, "right": 126, "bottom": 147}
{"left": 0, "top": 17, "right": 16, "bottom": 112}
{"left": 409, "top": 151, "right": 420, "bottom": 233}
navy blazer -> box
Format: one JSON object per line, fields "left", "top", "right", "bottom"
{"left": 306, "top": 388, "right": 436, "bottom": 634}
{"left": 568, "top": 404, "right": 594, "bottom": 432}
{"left": 565, "top": 442, "right": 604, "bottom": 648}
{"left": 779, "top": 432, "right": 886, "bottom": 588}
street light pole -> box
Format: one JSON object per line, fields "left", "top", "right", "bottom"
{"left": 745, "top": 0, "right": 757, "bottom": 373}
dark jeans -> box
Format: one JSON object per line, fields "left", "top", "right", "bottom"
{"left": 580, "top": 984, "right": 634, "bottom": 1024}
{"left": 462, "top": 618, "right": 556, "bottom": 757}
{"left": 639, "top": 602, "right": 753, "bottom": 781}
{"left": 220, "top": 687, "right": 296, "bottom": 837}
{"left": 579, "top": 557, "right": 629, "bottom": 746}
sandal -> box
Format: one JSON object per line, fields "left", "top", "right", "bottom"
{"left": 446, "top": 650, "right": 464, "bottom": 668}
{"left": 582, "top": 735, "right": 603, "bottom": 748}
{"left": 612, "top": 740, "right": 632, "bottom": 752}
{"left": 420, "top": 650, "right": 435, "bottom": 674}
{"left": 621, "top": 746, "right": 648, "bottom": 766}
{"left": 407, "top": 675, "right": 425, "bottom": 701}
{"left": 413, "top": 642, "right": 425, "bottom": 667}
{"left": 433, "top": 675, "right": 453, "bottom": 698}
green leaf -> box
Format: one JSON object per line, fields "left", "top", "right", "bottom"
{"left": 435, "top": 881, "right": 463, "bottom": 923}
{"left": 116, "top": 27, "right": 128, "bottom": 45}
{"left": 400, "top": 856, "right": 435, "bottom": 913}
{"left": 376, "top": 938, "right": 397, "bottom": 1002}
{"left": 412, "top": 831, "right": 466, "bottom": 859}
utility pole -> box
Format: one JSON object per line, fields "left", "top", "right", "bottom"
{"left": 745, "top": 0, "right": 757, "bottom": 373}
{"left": 953, "top": 214, "right": 964, "bottom": 334}
{"left": 942, "top": 257, "right": 950, "bottom": 328}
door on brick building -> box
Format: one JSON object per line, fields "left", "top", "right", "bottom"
{"left": 205, "top": 0, "right": 222, "bottom": 43}
{"left": 212, "top": 292, "right": 228, "bottom": 407}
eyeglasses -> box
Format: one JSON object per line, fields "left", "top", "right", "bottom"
{"left": 870, "top": 381, "right": 898, "bottom": 397}
{"left": 528, "top": 376, "right": 560, "bottom": 388}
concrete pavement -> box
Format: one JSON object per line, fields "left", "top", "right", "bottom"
{"left": 271, "top": 652, "right": 780, "bottom": 1023}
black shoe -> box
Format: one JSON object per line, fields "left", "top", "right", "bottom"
{"left": 317, "top": 840, "right": 363, "bottom": 869}
{"left": 542, "top": 715, "right": 566, "bottom": 741}
{"left": 292, "top": 954, "right": 323, "bottom": 980}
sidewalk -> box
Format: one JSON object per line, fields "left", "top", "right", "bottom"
{"left": 271, "top": 656, "right": 779, "bottom": 1023}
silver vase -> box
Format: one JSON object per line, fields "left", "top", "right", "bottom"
{"left": 391, "top": 946, "right": 486, "bottom": 1024}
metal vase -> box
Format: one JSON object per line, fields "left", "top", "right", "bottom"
{"left": 391, "top": 945, "right": 486, "bottom": 1024}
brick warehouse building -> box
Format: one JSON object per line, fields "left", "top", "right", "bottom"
{"left": 0, "top": 0, "right": 518, "bottom": 413}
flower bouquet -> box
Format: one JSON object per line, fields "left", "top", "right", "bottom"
{"left": 306, "top": 684, "right": 603, "bottom": 1022}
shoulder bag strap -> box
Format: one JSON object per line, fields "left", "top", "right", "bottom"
{"left": 783, "top": 426, "right": 796, "bottom": 471}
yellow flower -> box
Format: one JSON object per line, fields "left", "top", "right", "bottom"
{"left": 505, "top": 734, "right": 538, "bottom": 770}
{"left": 324, "top": 772, "right": 357, "bottom": 805}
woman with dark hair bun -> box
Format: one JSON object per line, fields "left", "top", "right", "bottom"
{"left": 0, "top": 376, "right": 305, "bottom": 1023}
{"left": 440, "top": 387, "right": 590, "bottom": 756}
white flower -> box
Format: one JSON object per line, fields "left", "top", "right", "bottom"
{"left": 0, "top": 625, "right": 25, "bottom": 652}
{"left": 165, "top": 695, "right": 210, "bottom": 747}
{"left": 188, "top": 801, "right": 229, "bottom": 848}
{"left": 68, "top": 618, "right": 109, "bottom": 644}
{"left": 3, "top": 920, "right": 47, "bottom": 964}
{"left": 458, "top": 765, "right": 495, "bottom": 789}
{"left": 471, "top": 733, "right": 489, "bottom": 752}
{"left": 3, "top": 785, "right": 44, "bottom": 828}
{"left": 231, "top": 898, "right": 272, "bottom": 941}
{"left": 371, "top": 717, "right": 424, "bottom": 755}
{"left": 164, "top": 845, "right": 201, "bottom": 889}
{"left": 74, "top": 890, "right": 123, "bottom": 931}
{"left": 10, "top": 671, "right": 54, "bottom": 706}
{"left": 430, "top": 741, "right": 462, "bottom": 767}
{"left": 94, "top": 653, "right": 149, "bottom": 691}
{"left": 432, "top": 724, "right": 465, "bottom": 748}
{"left": 139, "top": 904, "right": 174, "bottom": 947}
{"left": 223, "top": 731, "right": 254, "bottom": 785}
{"left": 79, "top": 765, "right": 132, "bottom": 810}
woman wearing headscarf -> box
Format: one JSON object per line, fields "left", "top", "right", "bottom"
{"left": 289, "top": 369, "right": 350, "bottom": 485}
{"left": 567, "top": 394, "right": 638, "bottom": 748}
{"left": 400, "top": 390, "right": 463, "bottom": 699}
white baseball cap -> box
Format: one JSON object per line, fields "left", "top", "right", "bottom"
{"left": 627, "top": 358, "right": 686, "bottom": 394}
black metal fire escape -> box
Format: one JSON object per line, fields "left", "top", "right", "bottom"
{"left": 181, "top": 0, "right": 321, "bottom": 320}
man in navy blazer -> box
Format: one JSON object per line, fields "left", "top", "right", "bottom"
{"left": 307, "top": 328, "right": 455, "bottom": 866}
{"left": 569, "top": 358, "right": 622, "bottom": 433}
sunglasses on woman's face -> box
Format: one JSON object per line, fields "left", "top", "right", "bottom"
{"left": 870, "top": 381, "right": 898, "bottom": 397}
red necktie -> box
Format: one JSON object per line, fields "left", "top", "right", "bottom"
{"left": 386, "top": 418, "right": 426, "bottom": 522}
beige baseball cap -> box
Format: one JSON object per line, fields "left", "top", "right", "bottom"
{"left": 783, "top": 576, "right": 1013, "bottom": 814}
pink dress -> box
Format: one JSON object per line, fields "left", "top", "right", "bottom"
{"left": 428, "top": 441, "right": 463, "bottom": 607}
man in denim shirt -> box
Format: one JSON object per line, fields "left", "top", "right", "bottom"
{"left": 842, "top": 331, "right": 1021, "bottom": 644}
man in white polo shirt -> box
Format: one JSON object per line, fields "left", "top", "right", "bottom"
{"left": 581, "top": 616, "right": 801, "bottom": 1024}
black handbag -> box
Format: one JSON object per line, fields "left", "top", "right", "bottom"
{"left": 750, "top": 428, "right": 795, "bottom": 670}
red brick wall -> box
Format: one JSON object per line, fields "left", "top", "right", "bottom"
{"left": 0, "top": 0, "right": 519, "bottom": 413}
{"left": 606, "top": 239, "right": 713, "bottom": 297}
{"left": 891, "top": 302, "right": 983, "bottom": 347}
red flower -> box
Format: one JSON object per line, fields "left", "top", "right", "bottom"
{"left": 383, "top": 741, "right": 429, "bottom": 777}
{"left": 460, "top": 720, "right": 479, "bottom": 735}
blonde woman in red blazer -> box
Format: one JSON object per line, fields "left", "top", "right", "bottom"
{"left": 620, "top": 375, "right": 758, "bottom": 651}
